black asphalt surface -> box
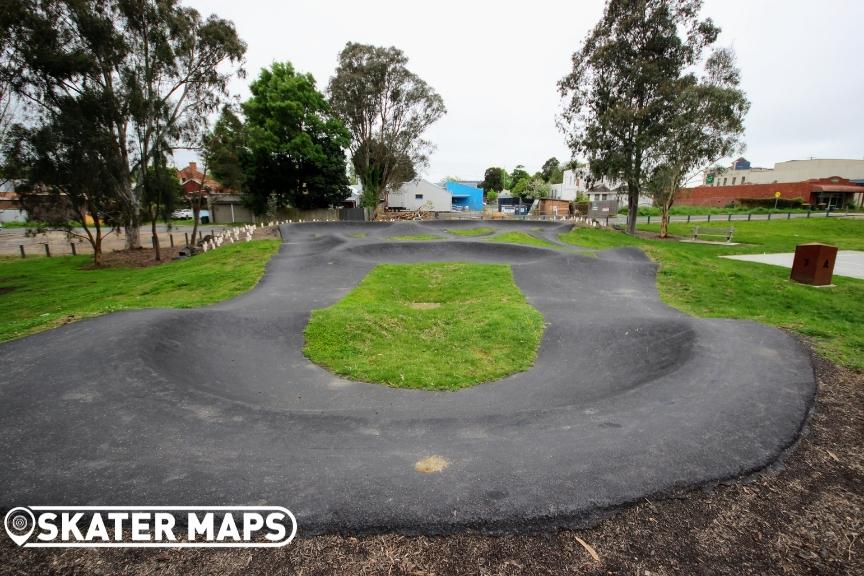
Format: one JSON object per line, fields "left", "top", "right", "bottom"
{"left": 0, "top": 221, "right": 816, "bottom": 534}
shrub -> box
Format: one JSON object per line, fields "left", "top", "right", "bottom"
{"left": 737, "top": 197, "right": 804, "bottom": 209}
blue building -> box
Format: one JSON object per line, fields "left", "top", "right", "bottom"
{"left": 446, "top": 181, "right": 484, "bottom": 211}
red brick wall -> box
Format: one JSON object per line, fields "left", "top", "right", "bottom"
{"left": 677, "top": 182, "right": 815, "bottom": 207}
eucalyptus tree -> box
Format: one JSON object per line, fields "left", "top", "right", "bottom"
{"left": 328, "top": 43, "right": 446, "bottom": 213}
{"left": 559, "top": 0, "right": 727, "bottom": 234}
{"left": 647, "top": 48, "right": 749, "bottom": 237}
{"left": 5, "top": 91, "right": 126, "bottom": 266}
{"left": 0, "top": 0, "right": 245, "bottom": 248}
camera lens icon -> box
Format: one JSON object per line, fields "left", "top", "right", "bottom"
{"left": 4, "top": 507, "right": 35, "bottom": 546}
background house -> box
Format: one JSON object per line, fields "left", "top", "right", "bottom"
{"left": 0, "top": 182, "right": 27, "bottom": 223}
{"left": 388, "top": 180, "right": 451, "bottom": 212}
{"left": 177, "top": 162, "right": 223, "bottom": 196}
{"left": 551, "top": 168, "right": 652, "bottom": 206}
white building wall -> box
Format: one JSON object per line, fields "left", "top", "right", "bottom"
{"left": 388, "top": 180, "right": 451, "bottom": 212}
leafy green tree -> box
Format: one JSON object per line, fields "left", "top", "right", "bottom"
{"left": 328, "top": 43, "right": 446, "bottom": 213}
{"left": 540, "top": 157, "right": 563, "bottom": 183}
{"left": 0, "top": 81, "right": 15, "bottom": 189}
{"left": 509, "top": 165, "right": 531, "bottom": 192}
{"left": 479, "top": 167, "right": 506, "bottom": 197}
{"left": 647, "top": 48, "right": 748, "bottom": 237}
{"left": 559, "top": 0, "right": 721, "bottom": 234}
{"left": 5, "top": 92, "right": 125, "bottom": 266}
{"left": 241, "top": 62, "right": 350, "bottom": 213}
{"left": 0, "top": 0, "right": 245, "bottom": 248}
{"left": 205, "top": 106, "right": 249, "bottom": 194}
{"left": 142, "top": 156, "right": 183, "bottom": 261}
{"left": 512, "top": 177, "right": 550, "bottom": 201}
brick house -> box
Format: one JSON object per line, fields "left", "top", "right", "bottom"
{"left": 176, "top": 162, "right": 223, "bottom": 196}
{"left": 677, "top": 177, "right": 862, "bottom": 210}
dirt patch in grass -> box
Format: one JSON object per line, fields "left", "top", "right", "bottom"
{"left": 1, "top": 349, "right": 860, "bottom": 575}
{"left": 408, "top": 302, "right": 441, "bottom": 310}
{"left": 0, "top": 286, "right": 14, "bottom": 295}
{"left": 81, "top": 247, "right": 183, "bottom": 269}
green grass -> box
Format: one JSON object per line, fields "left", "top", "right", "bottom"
{"left": 447, "top": 227, "right": 495, "bottom": 237}
{"left": 559, "top": 219, "right": 864, "bottom": 370}
{"left": 303, "top": 263, "right": 545, "bottom": 390}
{"left": 488, "top": 231, "right": 557, "bottom": 249}
{"left": 388, "top": 234, "right": 442, "bottom": 241}
{"left": 0, "top": 240, "right": 281, "bottom": 342}
{"left": 349, "top": 231, "right": 368, "bottom": 239}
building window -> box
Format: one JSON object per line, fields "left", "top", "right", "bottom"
{"left": 415, "top": 194, "right": 423, "bottom": 200}
{"left": 723, "top": 177, "right": 727, "bottom": 185}
{"left": 741, "top": 176, "right": 745, "bottom": 183}
{"left": 732, "top": 177, "right": 736, "bottom": 185}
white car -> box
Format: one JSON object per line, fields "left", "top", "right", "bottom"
{"left": 172, "top": 209, "right": 194, "bottom": 219}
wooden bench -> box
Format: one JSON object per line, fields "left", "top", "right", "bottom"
{"left": 691, "top": 225, "right": 734, "bottom": 242}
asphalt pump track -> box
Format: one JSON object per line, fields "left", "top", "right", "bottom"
{"left": 0, "top": 220, "right": 816, "bottom": 534}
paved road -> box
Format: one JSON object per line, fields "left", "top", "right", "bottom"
{"left": 0, "top": 220, "right": 815, "bottom": 534}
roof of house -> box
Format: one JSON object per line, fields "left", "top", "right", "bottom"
{"left": 177, "top": 162, "right": 223, "bottom": 193}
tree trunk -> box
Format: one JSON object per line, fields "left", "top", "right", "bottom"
{"left": 81, "top": 209, "right": 104, "bottom": 267}
{"left": 659, "top": 170, "right": 679, "bottom": 239}
{"left": 124, "top": 183, "right": 142, "bottom": 249}
{"left": 93, "top": 236, "right": 103, "bottom": 267}
{"left": 190, "top": 199, "right": 200, "bottom": 246}
{"left": 151, "top": 216, "right": 161, "bottom": 261}
{"left": 626, "top": 181, "right": 639, "bottom": 234}
{"left": 124, "top": 217, "right": 141, "bottom": 250}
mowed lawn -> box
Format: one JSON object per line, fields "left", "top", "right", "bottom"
{"left": 0, "top": 240, "right": 281, "bottom": 342}
{"left": 559, "top": 218, "right": 864, "bottom": 371}
{"left": 488, "top": 231, "right": 558, "bottom": 249}
{"left": 304, "top": 262, "right": 545, "bottom": 390}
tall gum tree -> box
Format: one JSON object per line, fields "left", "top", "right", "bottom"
{"left": 647, "top": 48, "right": 749, "bottom": 237}
{"left": 0, "top": 0, "right": 245, "bottom": 248}
{"left": 328, "top": 43, "right": 445, "bottom": 215}
{"left": 559, "top": 0, "right": 723, "bottom": 234}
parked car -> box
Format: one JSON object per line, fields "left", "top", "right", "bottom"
{"left": 172, "top": 209, "right": 194, "bottom": 219}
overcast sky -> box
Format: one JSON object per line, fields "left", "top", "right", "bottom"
{"left": 181, "top": 0, "right": 864, "bottom": 182}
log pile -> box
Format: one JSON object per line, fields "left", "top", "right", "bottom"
{"left": 378, "top": 209, "right": 435, "bottom": 221}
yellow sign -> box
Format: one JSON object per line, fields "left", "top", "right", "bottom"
{"left": 774, "top": 191, "right": 782, "bottom": 199}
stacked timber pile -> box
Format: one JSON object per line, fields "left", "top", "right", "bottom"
{"left": 379, "top": 209, "right": 435, "bottom": 221}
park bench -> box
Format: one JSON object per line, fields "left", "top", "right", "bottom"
{"left": 691, "top": 225, "right": 734, "bottom": 243}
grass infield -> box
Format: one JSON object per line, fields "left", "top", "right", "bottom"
{"left": 303, "top": 262, "right": 545, "bottom": 390}
{"left": 447, "top": 227, "right": 495, "bottom": 237}
{"left": 488, "top": 231, "right": 557, "bottom": 249}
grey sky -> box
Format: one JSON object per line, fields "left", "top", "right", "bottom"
{"left": 181, "top": 0, "right": 864, "bottom": 182}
